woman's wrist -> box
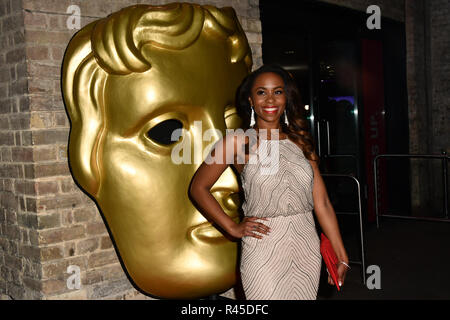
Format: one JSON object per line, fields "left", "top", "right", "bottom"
{"left": 222, "top": 218, "right": 239, "bottom": 235}
{"left": 336, "top": 249, "right": 348, "bottom": 264}
{"left": 338, "top": 256, "right": 349, "bottom": 264}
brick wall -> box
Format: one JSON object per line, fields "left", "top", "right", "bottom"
{"left": 429, "top": 0, "right": 450, "bottom": 153}
{"left": 427, "top": 0, "right": 449, "bottom": 214}
{"left": 405, "top": 0, "right": 430, "bottom": 213}
{"left": 0, "top": 0, "right": 40, "bottom": 299}
{"left": 405, "top": 0, "right": 449, "bottom": 215}
{"left": 0, "top": 0, "right": 262, "bottom": 300}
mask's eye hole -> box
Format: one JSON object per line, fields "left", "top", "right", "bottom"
{"left": 146, "top": 119, "right": 183, "bottom": 145}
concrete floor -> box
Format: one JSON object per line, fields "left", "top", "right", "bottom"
{"left": 317, "top": 218, "right": 450, "bottom": 300}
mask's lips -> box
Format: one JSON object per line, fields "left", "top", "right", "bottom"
{"left": 189, "top": 215, "right": 240, "bottom": 244}
{"left": 189, "top": 170, "right": 241, "bottom": 244}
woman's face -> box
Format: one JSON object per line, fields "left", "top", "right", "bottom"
{"left": 248, "top": 72, "right": 287, "bottom": 126}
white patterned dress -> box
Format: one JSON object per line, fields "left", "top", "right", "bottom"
{"left": 239, "top": 137, "right": 322, "bottom": 300}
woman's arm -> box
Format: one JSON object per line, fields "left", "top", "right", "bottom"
{"left": 190, "top": 134, "right": 270, "bottom": 239}
{"left": 309, "top": 158, "right": 350, "bottom": 285}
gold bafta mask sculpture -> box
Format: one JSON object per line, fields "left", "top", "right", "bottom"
{"left": 62, "top": 3, "right": 252, "bottom": 298}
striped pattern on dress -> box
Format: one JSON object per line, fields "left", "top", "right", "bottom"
{"left": 239, "top": 138, "right": 322, "bottom": 300}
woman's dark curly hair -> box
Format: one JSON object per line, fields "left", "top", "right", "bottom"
{"left": 236, "top": 64, "right": 318, "bottom": 161}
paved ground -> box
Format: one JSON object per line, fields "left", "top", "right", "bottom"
{"left": 317, "top": 217, "right": 450, "bottom": 300}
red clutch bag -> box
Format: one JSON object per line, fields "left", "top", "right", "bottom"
{"left": 320, "top": 233, "right": 340, "bottom": 291}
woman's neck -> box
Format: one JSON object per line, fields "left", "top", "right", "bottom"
{"left": 254, "top": 120, "right": 281, "bottom": 131}
{"left": 252, "top": 124, "right": 285, "bottom": 140}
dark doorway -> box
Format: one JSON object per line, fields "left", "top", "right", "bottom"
{"left": 259, "top": 0, "right": 410, "bottom": 224}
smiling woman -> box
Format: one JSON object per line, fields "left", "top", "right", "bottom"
{"left": 190, "top": 64, "right": 350, "bottom": 300}
{"left": 248, "top": 72, "right": 287, "bottom": 124}
{"left": 237, "top": 65, "right": 319, "bottom": 161}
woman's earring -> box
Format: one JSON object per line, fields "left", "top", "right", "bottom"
{"left": 284, "top": 110, "right": 289, "bottom": 126}
{"left": 250, "top": 107, "right": 255, "bottom": 127}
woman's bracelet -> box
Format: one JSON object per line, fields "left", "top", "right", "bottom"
{"left": 339, "top": 261, "right": 351, "bottom": 269}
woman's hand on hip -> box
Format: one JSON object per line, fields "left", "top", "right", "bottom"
{"left": 228, "top": 216, "right": 271, "bottom": 239}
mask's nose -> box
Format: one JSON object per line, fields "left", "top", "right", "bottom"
{"left": 191, "top": 120, "right": 240, "bottom": 221}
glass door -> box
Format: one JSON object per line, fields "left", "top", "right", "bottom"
{"left": 304, "top": 38, "right": 364, "bottom": 220}
{"left": 314, "top": 39, "right": 361, "bottom": 178}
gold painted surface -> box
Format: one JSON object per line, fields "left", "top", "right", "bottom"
{"left": 62, "top": 3, "right": 251, "bottom": 298}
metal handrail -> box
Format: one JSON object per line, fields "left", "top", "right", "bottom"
{"left": 321, "top": 173, "right": 366, "bottom": 285}
{"left": 323, "top": 154, "right": 357, "bottom": 161}
{"left": 323, "top": 154, "right": 358, "bottom": 171}
{"left": 374, "top": 152, "right": 449, "bottom": 228}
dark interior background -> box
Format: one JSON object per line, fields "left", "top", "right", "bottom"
{"left": 259, "top": 0, "right": 411, "bottom": 223}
